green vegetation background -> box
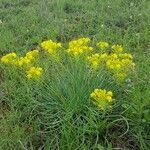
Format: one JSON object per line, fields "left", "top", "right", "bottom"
{"left": 0, "top": 0, "right": 150, "bottom": 149}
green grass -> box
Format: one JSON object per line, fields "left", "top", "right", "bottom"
{"left": 0, "top": 0, "right": 150, "bottom": 149}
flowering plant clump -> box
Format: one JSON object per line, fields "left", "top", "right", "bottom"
{"left": 90, "top": 89, "right": 113, "bottom": 110}
{"left": 1, "top": 37, "right": 135, "bottom": 111}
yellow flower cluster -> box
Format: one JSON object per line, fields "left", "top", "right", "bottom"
{"left": 16, "top": 50, "right": 39, "bottom": 67}
{"left": 26, "top": 67, "right": 43, "bottom": 79}
{"left": 90, "top": 89, "right": 113, "bottom": 110}
{"left": 87, "top": 42, "right": 135, "bottom": 81}
{"left": 67, "top": 38, "right": 93, "bottom": 56}
{"left": 1, "top": 50, "right": 39, "bottom": 67}
{"left": 1, "top": 38, "right": 135, "bottom": 83}
{"left": 1, "top": 52, "right": 17, "bottom": 64}
{"left": 112, "top": 44, "right": 123, "bottom": 53}
{"left": 41, "top": 40, "right": 61, "bottom": 54}
{"left": 106, "top": 53, "right": 135, "bottom": 80}
{"left": 1, "top": 50, "right": 43, "bottom": 80}
{"left": 97, "top": 42, "right": 109, "bottom": 49}
{"left": 87, "top": 53, "right": 107, "bottom": 69}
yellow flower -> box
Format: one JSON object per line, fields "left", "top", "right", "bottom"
{"left": 106, "top": 53, "right": 135, "bottom": 81}
{"left": 87, "top": 53, "right": 108, "bottom": 69}
{"left": 112, "top": 44, "right": 123, "bottom": 53}
{"left": 1, "top": 52, "right": 17, "bottom": 64}
{"left": 26, "top": 49, "right": 39, "bottom": 60}
{"left": 107, "top": 53, "right": 118, "bottom": 60}
{"left": 106, "top": 96, "right": 112, "bottom": 102}
{"left": 87, "top": 53, "right": 100, "bottom": 69}
{"left": 16, "top": 57, "right": 31, "bottom": 67}
{"left": 97, "top": 42, "right": 109, "bottom": 49}
{"left": 118, "top": 53, "right": 133, "bottom": 59}
{"left": 41, "top": 40, "right": 61, "bottom": 54}
{"left": 26, "top": 67, "right": 43, "bottom": 79}
{"left": 100, "top": 53, "right": 108, "bottom": 59}
{"left": 106, "top": 59, "right": 121, "bottom": 70}
{"left": 67, "top": 38, "right": 93, "bottom": 56}
{"left": 90, "top": 89, "right": 113, "bottom": 110}
{"left": 107, "top": 91, "right": 113, "bottom": 97}
{"left": 121, "top": 58, "right": 134, "bottom": 68}
{"left": 69, "top": 38, "right": 91, "bottom": 47}
{"left": 16, "top": 50, "right": 39, "bottom": 67}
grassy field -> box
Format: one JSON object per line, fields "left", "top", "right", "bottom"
{"left": 0, "top": 0, "right": 150, "bottom": 149}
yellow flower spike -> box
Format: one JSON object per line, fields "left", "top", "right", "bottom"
{"left": 97, "top": 42, "right": 109, "bottom": 49}
{"left": 112, "top": 44, "right": 123, "bottom": 53}
{"left": 1, "top": 52, "right": 17, "bottom": 64}
{"left": 90, "top": 89, "right": 113, "bottom": 110}
{"left": 26, "top": 67, "right": 43, "bottom": 79}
